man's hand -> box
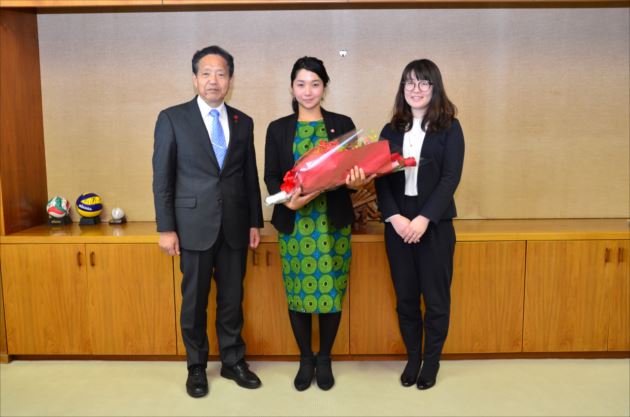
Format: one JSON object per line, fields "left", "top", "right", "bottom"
{"left": 159, "top": 231, "right": 180, "bottom": 256}
{"left": 389, "top": 214, "right": 411, "bottom": 239}
{"left": 402, "top": 215, "right": 430, "bottom": 244}
{"left": 284, "top": 187, "right": 321, "bottom": 211}
{"left": 249, "top": 228, "right": 260, "bottom": 249}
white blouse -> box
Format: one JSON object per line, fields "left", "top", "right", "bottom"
{"left": 403, "top": 118, "right": 425, "bottom": 196}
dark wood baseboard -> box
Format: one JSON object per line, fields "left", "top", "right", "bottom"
{"left": 5, "top": 351, "right": 628, "bottom": 362}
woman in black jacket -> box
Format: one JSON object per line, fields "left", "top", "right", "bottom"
{"left": 264, "top": 56, "right": 369, "bottom": 391}
{"left": 375, "top": 59, "right": 465, "bottom": 390}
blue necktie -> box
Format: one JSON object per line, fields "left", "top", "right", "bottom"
{"left": 209, "top": 109, "right": 227, "bottom": 169}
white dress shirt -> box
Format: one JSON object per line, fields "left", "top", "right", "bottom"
{"left": 403, "top": 118, "right": 425, "bottom": 196}
{"left": 197, "top": 96, "right": 230, "bottom": 147}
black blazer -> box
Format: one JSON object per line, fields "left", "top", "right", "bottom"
{"left": 264, "top": 109, "right": 356, "bottom": 234}
{"left": 375, "top": 119, "right": 465, "bottom": 224}
{"left": 153, "top": 97, "right": 263, "bottom": 251}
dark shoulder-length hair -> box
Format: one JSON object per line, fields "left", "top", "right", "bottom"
{"left": 390, "top": 59, "right": 457, "bottom": 133}
{"left": 290, "top": 56, "right": 330, "bottom": 113}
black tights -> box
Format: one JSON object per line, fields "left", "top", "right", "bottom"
{"left": 288, "top": 310, "right": 341, "bottom": 357}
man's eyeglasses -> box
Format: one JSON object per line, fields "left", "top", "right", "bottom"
{"left": 403, "top": 80, "right": 433, "bottom": 92}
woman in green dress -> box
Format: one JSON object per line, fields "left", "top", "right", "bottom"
{"left": 264, "top": 56, "right": 370, "bottom": 391}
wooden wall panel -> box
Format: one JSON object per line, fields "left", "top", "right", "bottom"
{"left": 0, "top": 9, "right": 47, "bottom": 235}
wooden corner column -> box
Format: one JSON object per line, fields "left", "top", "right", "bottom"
{"left": 0, "top": 7, "right": 48, "bottom": 362}
{"left": 0, "top": 8, "right": 47, "bottom": 236}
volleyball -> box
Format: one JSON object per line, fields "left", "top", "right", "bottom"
{"left": 76, "top": 192, "right": 103, "bottom": 217}
{"left": 46, "top": 196, "right": 70, "bottom": 218}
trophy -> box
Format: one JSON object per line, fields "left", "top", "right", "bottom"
{"left": 46, "top": 196, "right": 72, "bottom": 226}
{"left": 109, "top": 207, "right": 127, "bottom": 224}
{"left": 76, "top": 192, "right": 103, "bottom": 225}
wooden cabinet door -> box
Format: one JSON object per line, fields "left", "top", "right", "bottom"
{"left": 1, "top": 244, "right": 90, "bottom": 354}
{"left": 254, "top": 242, "right": 350, "bottom": 355}
{"left": 256, "top": 243, "right": 299, "bottom": 355}
{"left": 523, "top": 240, "right": 615, "bottom": 352}
{"left": 87, "top": 244, "right": 176, "bottom": 355}
{"left": 241, "top": 247, "right": 267, "bottom": 355}
{"left": 607, "top": 240, "right": 629, "bottom": 351}
{"left": 444, "top": 241, "right": 526, "bottom": 353}
{"left": 349, "top": 242, "right": 405, "bottom": 354}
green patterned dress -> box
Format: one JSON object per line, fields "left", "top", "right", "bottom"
{"left": 279, "top": 120, "right": 352, "bottom": 314}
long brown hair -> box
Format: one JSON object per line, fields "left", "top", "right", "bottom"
{"left": 390, "top": 59, "right": 457, "bottom": 133}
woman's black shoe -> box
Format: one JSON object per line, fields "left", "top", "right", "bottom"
{"left": 417, "top": 362, "right": 440, "bottom": 390}
{"left": 315, "top": 355, "right": 334, "bottom": 390}
{"left": 294, "top": 356, "right": 316, "bottom": 391}
{"left": 400, "top": 360, "right": 421, "bottom": 387}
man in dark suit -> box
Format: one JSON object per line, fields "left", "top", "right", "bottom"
{"left": 152, "top": 45, "right": 264, "bottom": 398}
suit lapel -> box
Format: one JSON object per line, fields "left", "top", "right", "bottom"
{"left": 283, "top": 113, "right": 298, "bottom": 169}
{"left": 321, "top": 108, "right": 339, "bottom": 140}
{"left": 224, "top": 104, "right": 238, "bottom": 170}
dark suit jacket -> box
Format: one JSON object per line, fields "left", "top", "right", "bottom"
{"left": 264, "top": 109, "right": 356, "bottom": 235}
{"left": 375, "top": 119, "right": 465, "bottom": 224}
{"left": 153, "top": 97, "right": 263, "bottom": 251}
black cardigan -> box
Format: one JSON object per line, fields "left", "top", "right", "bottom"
{"left": 264, "top": 109, "right": 356, "bottom": 234}
{"left": 374, "top": 119, "right": 465, "bottom": 224}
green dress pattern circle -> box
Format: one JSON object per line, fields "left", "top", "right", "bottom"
{"left": 279, "top": 120, "right": 352, "bottom": 313}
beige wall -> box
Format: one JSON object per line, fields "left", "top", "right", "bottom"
{"left": 38, "top": 9, "right": 630, "bottom": 222}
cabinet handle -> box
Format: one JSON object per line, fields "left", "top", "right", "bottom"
{"left": 266, "top": 250, "right": 271, "bottom": 266}
{"left": 90, "top": 251, "right": 95, "bottom": 266}
{"left": 604, "top": 248, "right": 611, "bottom": 263}
{"left": 252, "top": 249, "right": 258, "bottom": 266}
{"left": 619, "top": 248, "right": 624, "bottom": 263}
{"left": 77, "top": 252, "right": 82, "bottom": 267}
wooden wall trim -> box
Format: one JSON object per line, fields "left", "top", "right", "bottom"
{"left": 0, "top": 0, "right": 628, "bottom": 10}
{"left": 0, "top": 9, "right": 47, "bottom": 235}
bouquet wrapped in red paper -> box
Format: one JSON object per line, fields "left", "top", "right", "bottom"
{"left": 265, "top": 129, "right": 416, "bottom": 206}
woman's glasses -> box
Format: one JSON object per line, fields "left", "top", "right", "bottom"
{"left": 403, "top": 80, "right": 433, "bottom": 92}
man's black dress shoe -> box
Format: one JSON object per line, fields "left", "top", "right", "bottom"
{"left": 417, "top": 362, "right": 440, "bottom": 390}
{"left": 294, "top": 356, "right": 316, "bottom": 391}
{"left": 315, "top": 355, "right": 334, "bottom": 390}
{"left": 400, "top": 360, "right": 421, "bottom": 387}
{"left": 220, "top": 361, "right": 262, "bottom": 389}
{"left": 186, "top": 365, "right": 208, "bottom": 398}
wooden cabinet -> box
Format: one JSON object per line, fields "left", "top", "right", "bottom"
{"left": 248, "top": 243, "right": 349, "bottom": 355}
{"left": 2, "top": 244, "right": 89, "bottom": 354}
{"left": 444, "top": 241, "right": 526, "bottom": 353}
{"left": 173, "top": 242, "right": 349, "bottom": 358}
{"left": 606, "top": 240, "right": 629, "bottom": 351}
{"left": 349, "top": 241, "right": 527, "bottom": 355}
{"left": 0, "top": 270, "right": 8, "bottom": 361}
{"left": 349, "top": 242, "right": 404, "bottom": 354}
{"left": 1, "top": 222, "right": 627, "bottom": 358}
{"left": 85, "top": 244, "right": 176, "bottom": 354}
{"left": 1, "top": 243, "right": 176, "bottom": 354}
{"left": 523, "top": 240, "right": 628, "bottom": 352}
